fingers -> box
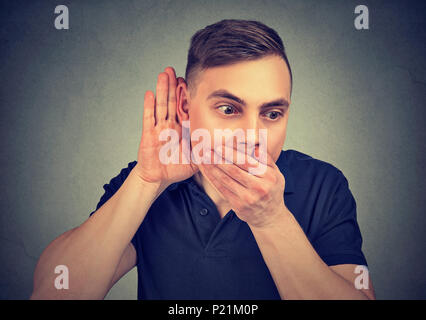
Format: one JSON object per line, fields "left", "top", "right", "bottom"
{"left": 164, "top": 67, "right": 177, "bottom": 123}
{"left": 207, "top": 144, "right": 274, "bottom": 178}
{"left": 200, "top": 162, "right": 243, "bottom": 203}
{"left": 142, "top": 90, "right": 155, "bottom": 131}
{"left": 150, "top": 68, "right": 183, "bottom": 125}
{"left": 155, "top": 72, "right": 169, "bottom": 122}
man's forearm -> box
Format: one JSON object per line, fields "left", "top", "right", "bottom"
{"left": 31, "top": 169, "right": 166, "bottom": 299}
{"left": 249, "top": 205, "right": 369, "bottom": 300}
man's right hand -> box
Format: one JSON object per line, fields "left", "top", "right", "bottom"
{"left": 133, "top": 67, "right": 199, "bottom": 188}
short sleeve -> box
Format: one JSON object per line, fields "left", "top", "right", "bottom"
{"left": 89, "top": 161, "right": 139, "bottom": 260}
{"left": 312, "top": 171, "right": 368, "bottom": 267}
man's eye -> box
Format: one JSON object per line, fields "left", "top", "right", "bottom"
{"left": 264, "top": 111, "right": 283, "bottom": 120}
{"left": 217, "top": 105, "right": 238, "bottom": 115}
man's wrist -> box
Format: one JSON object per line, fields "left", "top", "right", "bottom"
{"left": 248, "top": 202, "right": 292, "bottom": 232}
{"left": 129, "top": 168, "right": 170, "bottom": 197}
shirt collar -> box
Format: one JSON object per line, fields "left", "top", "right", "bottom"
{"left": 168, "top": 149, "right": 295, "bottom": 194}
{"left": 168, "top": 176, "right": 193, "bottom": 191}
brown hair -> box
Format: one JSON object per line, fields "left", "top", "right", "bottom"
{"left": 185, "top": 19, "right": 293, "bottom": 98}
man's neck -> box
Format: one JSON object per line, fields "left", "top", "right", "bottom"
{"left": 193, "top": 170, "right": 232, "bottom": 219}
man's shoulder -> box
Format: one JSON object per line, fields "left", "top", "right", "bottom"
{"left": 119, "top": 160, "right": 138, "bottom": 177}
{"left": 104, "top": 160, "right": 138, "bottom": 188}
{"left": 282, "top": 149, "right": 345, "bottom": 181}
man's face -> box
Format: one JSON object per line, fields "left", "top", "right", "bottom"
{"left": 183, "top": 54, "right": 292, "bottom": 163}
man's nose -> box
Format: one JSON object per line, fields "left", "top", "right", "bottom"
{"left": 237, "top": 115, "right": 264, "bottom": 152}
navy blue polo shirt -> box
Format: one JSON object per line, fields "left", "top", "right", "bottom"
{"left": 89, "top": 149, "right": 368, "bottom": 299}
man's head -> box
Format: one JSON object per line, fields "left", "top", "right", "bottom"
{"left": 177, "top": 19, "right": 293, "bottom": 163}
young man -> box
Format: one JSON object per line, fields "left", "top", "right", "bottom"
{"left": 30, "top": 19, "right": 375, "bottom": 300}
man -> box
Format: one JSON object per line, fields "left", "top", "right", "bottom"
{"left": 30, "top": 19, "right": 375, "bottom": 300}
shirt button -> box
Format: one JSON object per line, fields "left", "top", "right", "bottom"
{"left": 199, "top": 208, "right": 209, "bottom": 216}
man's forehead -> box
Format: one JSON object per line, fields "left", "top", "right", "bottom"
{"left": 197, "top": 65, "right": 291, "bottom": 103}
{"left": 196, "top": 57, "right": 291, "bottom": 100}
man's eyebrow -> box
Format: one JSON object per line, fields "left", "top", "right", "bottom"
{"left": 207, "top": 89, "right": 289, "bottom": 109}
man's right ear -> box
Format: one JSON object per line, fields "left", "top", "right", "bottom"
{"left": 176, "top": 77, "right": 190, "bottom": 124}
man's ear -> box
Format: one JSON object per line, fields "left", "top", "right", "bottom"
{"left": 176, "top": 78, "right": 190, "bottom": 124}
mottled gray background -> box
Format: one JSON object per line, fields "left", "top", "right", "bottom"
{"left": 1, "top": 0, "right": 425, "bottom": 299}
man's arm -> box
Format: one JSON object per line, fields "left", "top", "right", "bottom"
{"left": 30, "top": 66, "right": 196, "bottom": 299}
{"left": 330, "top": 264, "right": 375, "bottom": 300}
{"left": 109, "top": 241, "right": 137, "bottom": 288}
{"left": 249, "top": 205, "right": 376, "bottom": 300}
{"left": 199, "top": 146, "right": 375, "bottom": 299}
{"left": 30, "top": 169, "right": 165, "bottom": 300}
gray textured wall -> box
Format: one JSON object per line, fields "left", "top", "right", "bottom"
{"left": 1, "top": 0, "right": 425, "bottom": 299}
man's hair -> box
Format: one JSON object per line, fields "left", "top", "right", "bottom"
{"left": 185, "top": 19, "right": 293, "bottom": 98}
